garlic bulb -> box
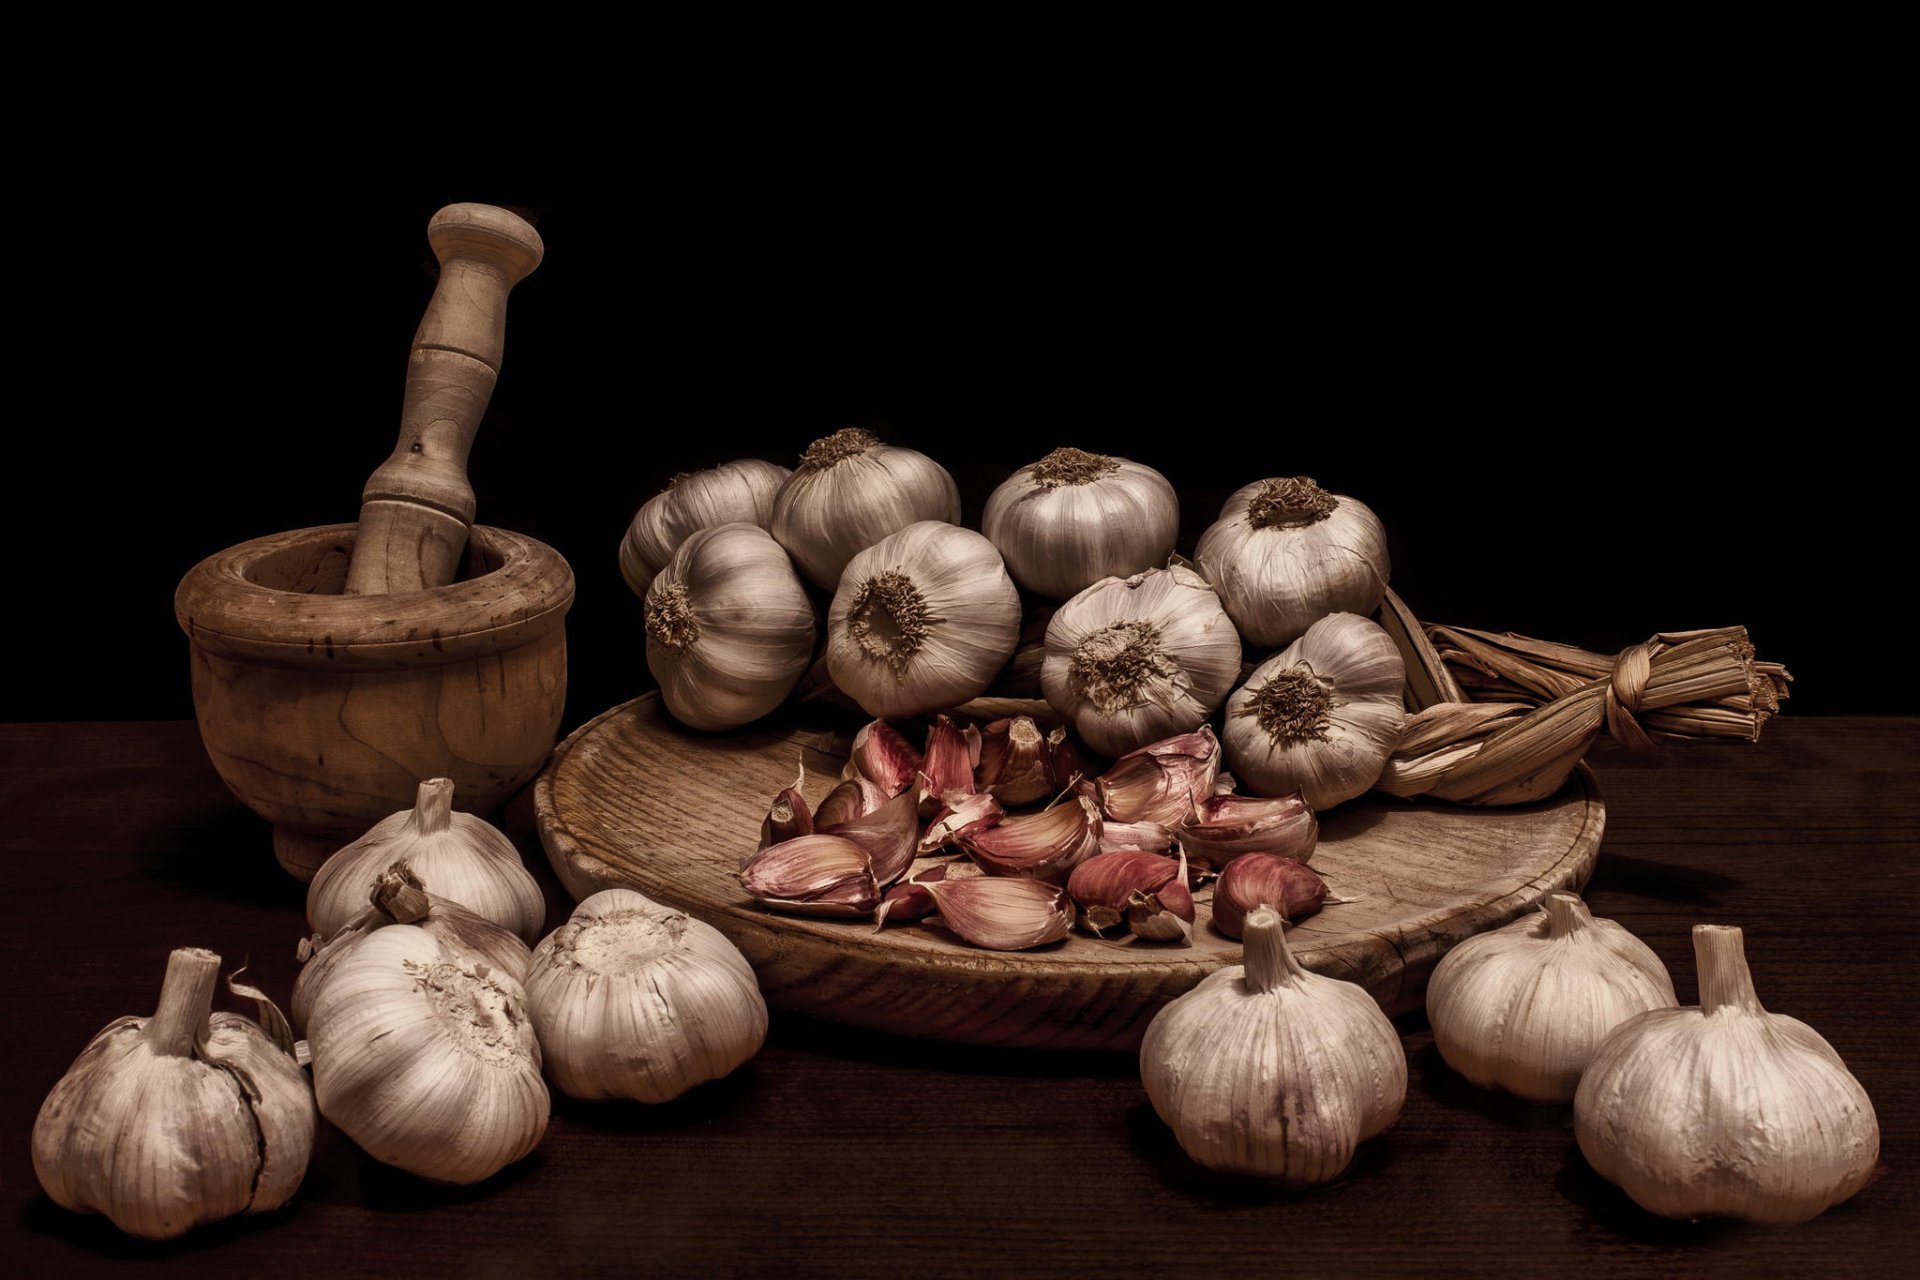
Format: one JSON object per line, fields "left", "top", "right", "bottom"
{"left": 1223, "top": 612, "right": 1406, "bottom": 809}
{"left": 619, "top": 458, "right": 789, "bottom": 599}
{"left": 1427, "top": 893, "right": 1676, "bottom": 1102}
{"left": 826, "top": 521, "right": 1020, "bottom": 718}
{"left": 646, "top": 522, "right": 816, "bottom": 730}
{"left": 1141, "top": 906, "right": 1406, "bottom": 1183}
{"left": 308, "top": 926, "right": 548, "bottom": 1184}
{"left": 1195, "top": 477, "right": 1390, "bottom": 647}
{"left": 1574, "top": 925, "right": 1880, "bottom": 1223}
{"left": 525, "top": 889, "right": 768, "bottom": 1102}
{"left": 981, "top": 447, "right": 1178, "bottom": 599}
{"left": 292, "top": 861, "right": 532, "bottom": 1035}
{"left": 33, "top": 948, "right": 315, "bottom": 1240}
{"left": 1042, "top": 566, "right": 1242, "bottom": 758}
{"left": 309, "top": 778, "right": 546, "bottom": 943}
{"left": 771, "top": 428, "right": 962, "bottom": 588}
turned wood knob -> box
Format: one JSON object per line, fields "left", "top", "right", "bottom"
{"left": 344, "top": 203, "right": 545, "bottom": 596}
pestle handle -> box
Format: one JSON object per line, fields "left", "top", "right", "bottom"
{"left": 344, "top": 203, "right": 545, "bottom": 596}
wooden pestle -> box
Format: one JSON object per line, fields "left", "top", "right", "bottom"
{"left": 344, "top": 203, "right": 545, "bottom": 595}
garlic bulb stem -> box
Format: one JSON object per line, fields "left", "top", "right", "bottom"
{"left": 1544, "top": 892, "right": 1587, "bottom": 937}
{"left": 414, "top": 778, "right": 454, "bottom": 835}
{"left": 1241, "top": 907, "right": 1304, "bottom": 992}
{"left": 1696, "top": 925, "right": 1762, "bottom": 1016}
{"left": 146, "top": 948, "right": 220, "bottom": 1058}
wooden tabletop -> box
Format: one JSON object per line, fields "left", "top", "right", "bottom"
{"left": 4, "top": 718, "right": 1915, "bottom": 1278}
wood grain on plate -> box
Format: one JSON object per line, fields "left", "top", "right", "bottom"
{"left": 536, "top": 693, "right": 1604, "bottom": 1049}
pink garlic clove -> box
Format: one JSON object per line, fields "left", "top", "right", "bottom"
{"left": 816, "top": 776, "right": 891, "bottom": 828}
{"left": 873, "top": 864, "right": 949, "bottom": 928}
{"left": 922, "top": 876, "right": 1073, "bottom": 951}
{"left": 977, "top": 717, "right": 1056, "bottom": 806}
{"left": 920, "top": 791, "right": 1006, "bottom": 854}
{"left": 739, "top": 834, "right": 878, "bottom": 917}
{"left": 961, "top": 795, "right": 1102, "bottom": 879}
{"left": 754, "top": 763, "right": 814, "bottom": 863}
{"left": 1210, "top": 853, "right": 1328, "bottom": 939}
{"left": 1099, "top": 819, "right": 1175, "bottom": 855}
{"left": 918, "top": 715, "right": 983, "bottom": 810}
{"left": 1047, "top": 726, "right": 1093, "bottom": 792}
{"left": 1095, "top": 727, "right": 1221, "bottom": 826}
{"left": 848, "top": 719, "right": 923, "bottom": 797}
{"left": 1174, "top": 792, "right": 1319, "bottom": 869}
{"left": 1067, "top": 849, "right": 1192, "bottom": 941}
{"left": 820, "top": 787, "right": 920, "bottom": 887}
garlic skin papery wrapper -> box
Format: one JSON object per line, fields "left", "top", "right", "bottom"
{"left": 526, "top": 889, "right": 768, "bottom": 1103}
{"left": 827, "top": 521, "right": 1021, "bottom": 719}
{"left": 292, "top": 861, "right": 532, "bottom": 1036}
{"left": 33, "top": 948, "right": 315, "bottom": 1241}
{"left": 646, "top": 522, "right": 816, "bottom": 731}
{"left": 619, "top": 458, "right": 789, "bottom": 600}
{"left": 1141, "top": 906, "right": 1406, "bottom": 1183}
{"left": 981, "top": 447, "right": 1179, "bottom": 600}
{"left": 309, "top": 778, "right": 546, "bottom": 943}
{"left": 308, "top": 926, "right": 548, "bottom": 1185}
{"left": 772, "top": 428, "right": 962, "bottom": 589}
{"left": 1223, "top": 612, "right": 1406, "bottom": 809}
{"left": 1042, "top": 566, "right": 1243, "bottom": 758}
{"left": 1574, "top": 925, "right": 1880, "bottom": 1223}
{"left": 1195, "top": 476, "right": 1390, "bottom": 648}
{"left": 1426, "top": 892, "right": 1676, "bottom": 1102}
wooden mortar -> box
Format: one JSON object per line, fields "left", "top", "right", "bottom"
{"left": 175, "top": 523, "right": 572, "bottom": 880}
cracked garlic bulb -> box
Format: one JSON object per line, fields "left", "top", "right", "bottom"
{"left": 1141, "top": 906, "right": 1405, "bottom": 1183}
{"left": 525, "top": 889, "right": 768, "bottom": 1102}
{"left": 1223, "top": 612, "right": 1406, "bottom": 809}
{"left": 1042, "top": 566, "right": 1242, "bottom": 758}
{"left": 619, "top": 458, "right": 789, "bottom": 600}
{"left": 1195, "top": 476, "right": 1390, "bottom": 648}
{"left": 1427, "top": 892, "right": 1676, "bottom": 1102}
{"left": 982, "top": 447, "right": 1178, "bottom": 600}
{"left": 646, "top": 522, "right": 816, "bottom": 731}
{"left": 826, "top": 521, "right": 1020, "bottom": 718}
{"left": 771, "top": 428, "right": 961, "bottom": 589}
{"left": 33, "top": 948, "right": 315, "bottom": 1240}
{"left": 1574, "top": 925, "right": 1880, "bottom": 1223}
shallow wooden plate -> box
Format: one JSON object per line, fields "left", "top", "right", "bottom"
{"left": 535, "top": 693, "right": 1603, "bottom": 1051}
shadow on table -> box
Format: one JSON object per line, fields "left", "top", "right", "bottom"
{"left": 768, "top": 1010, "right": 1138, "bottom": 1080}
{"left": 545, "top": 1062, "right": 762, "bottom": 1133}
{"left": 1124, "top": 1101, "right": 1397, "bottom": 1201}
{"left": 1411, "top": 1039, "right": 1575, "bottom": 1130}
{"left": 297, "top": 1122, "right": 542, "bottom": 1213}
{"left": 1584, "top": 852, "right": 1744, "bottom": 907}
{"left": 143, "top": 803, "right": 307, "bottom": 912}
{"left": 21, "top": 1193, "right": 299, "bottom": 1259}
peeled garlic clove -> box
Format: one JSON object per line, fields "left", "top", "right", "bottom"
{"left": 646, "top": 522, "right": 816, "bottom": 731}
{"left": 526, "top": 889, "right": 768, "bottom": 1103}
{"left": 819, "top": 787, "right": 920, "bottom": 887}
{"left": 1095, "top": 727, "right": 1221, "bottom": 825}
{"left": 920, "top": 791, "right": 1005, "bottom": 853}
{"left": 827, "top": 523, "right": 1023, "bottom": 719}
{"left": 1224, "top": 613, "right": 1407, "bottom": 810}
{"left": 1210, "top": 854, "right": 1328, "bottom": 939}
{"left": 922, "top": 876, "right": 1073, "bottom": 951}
{"left": 308, "top": 928, "right": 546, "bottom": 1184}
{"left": 309, "top": 777, "right": 546, "bottom": 943}
{"left": 977, "top": 716, "right": 1056, "bottom": 805}
{"left": 738, "top": 834, "right": 878, "bottom": 916}
{"left": 1042, "top": 567, "right": 1242, "bottom": 758}
{"left": 32, "top": 948, "right": 316, "bottom": 1240}
{"left": 1426, "top": 892, "right": 1675, "bottom": 1103}
{"left": 756, "top": 763, "right": 813, "bottom": 857}
{"left": 960, "top": 795, "right": 1102, "bottom": 878}
{"left": 1067, "top": 850, "right": 1192, "bottom": 940}
{"left": 1573, "top": 925, "right": 1880, "bottom": 1222}
{"left": 919, "top": 714, "right": 983, "bottom": 807}
{"left": 772, "top": 429, "right": 962, "bottom": 590}
{"left": 1141, "top": 906, "right": 1407, "bottom": 1183}
{"left": 620, "top": 458, "right": 790, "bottom": 600}
{"left": 847, "top": 719, "right": 923, "bottom": 796}
{"left": 1194, "top": 476, "right": 1390, "bottom": 648}
{"left": 982, "top": 448, "right": 1180, "bottom": 600}
{"left": 292, "top": 861, "right": 532, "bottom": 1036}
{"left": 1173, "top": 793, "right": 1319, "bottom": 869}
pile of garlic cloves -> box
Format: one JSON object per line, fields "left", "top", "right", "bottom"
{"left": 739, "top": 714, "right": 1332, "bottom": 950}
